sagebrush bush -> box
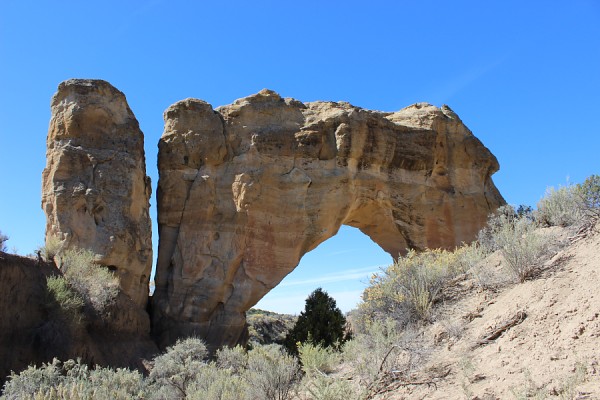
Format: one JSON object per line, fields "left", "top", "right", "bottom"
{"left": 1, "top": 359, "right": 146, "bottom": 400}
{"left": 536, "top": 184, "right": 584, "bottom": 227}
{"left": 361, "top": 248, "right": 462, "bottom": 323}
{"left": 343, "top": 318, "right": 427, "bottom": 387}
{"left": 45, "top": 276, "right": 85, "bottom": 328}
{"left": 577, "top": 174, "right": 600, "bottom": 218}
{"left": 477, "top": 204, "right": 517, "bottom": 252}
{"left": 455, "top": 241, "right": 500, "bottom": 290}
{"left": 244, "top": 344, "right": 300, "bottom": 400}
{"left": 39, "top": 236, "right": 62, "bottom": 262}
{"left": 148, "top": 337, "right": 208, "bottom": 398}
{"left": 298, "top": 342, "right": 340, "bottom": 376}
{"left": 303, "top": 374, "right": 360, "bottom": 400}
{"left": 216, "top": 345, "right": 248, "bottom": 373}
{"left": 186, "top": 364, "right": 251, "bottom": 400}
{"left": 59, "top": 248, "right": 119, "bottom": 313}
{"left": 493, "top": 215, "right": 549, "bottom": 282}
{"left": 2, "top": 359, "right": 64, "bottom": 399}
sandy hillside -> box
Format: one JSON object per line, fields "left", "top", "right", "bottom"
{"left": 377, "top": 226, "right": 600, "bottom": 400}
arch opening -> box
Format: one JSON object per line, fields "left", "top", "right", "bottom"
{"left": 254, "top": 225, "right": 393, "bottom": 315}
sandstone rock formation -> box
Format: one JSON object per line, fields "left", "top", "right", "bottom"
{"left": 42, "top": 79, "right": 152, "bottom": 307}
{"left": 0, "top": 252, "right": 158, "bottom": 385}
{"left": 152, "top": 90, "right": 505, "bottom": 350}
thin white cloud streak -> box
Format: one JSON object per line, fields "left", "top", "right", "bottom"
{"left": 278, "top": 264, "right": 387, "bottom": 288}
{"left": 327, "top": 249, "right": 356, "bottom": 256}
{"left": 428, "top": 56, "right": 509, "bottom": 104}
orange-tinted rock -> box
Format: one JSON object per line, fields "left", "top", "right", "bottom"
{"left": 42, "top": 79, "right": 152, "bottom": 308}
{"left": 152, "top": 90, "right": 505, "bottom": 350}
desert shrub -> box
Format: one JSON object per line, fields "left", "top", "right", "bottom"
{"left": 576, "top": 174, "right": 600, "bottom": 218}
{"left": 186, "top": 364, "right": 252, "bottom": 400}
{"left": 45, "top": 276, "right": 85, "bottom": 328}
{"left": 148, "top": 337, "right": 208, "bottom": 399}
{"left": 343, "top": 318, "right": 427, "bottom": 387}
{"left": 298, "top": 342, "right": 340, "bottom": 376}
{"left": 216, "top": 345, "right": 248, "bottom": 373}
{"left": 361, "top": 248, "right": 462, "bottom": 324}
{"left": 244, "top": 344, "right": 300, "bottom": 400}
{"left": 83, "top": 366, "right": 147, "bottom": 399}
{"left": 2, "top": 359, "right": 64, "bottom": 399}
{"left": 477, "top": 204, "right": 517, "bottom": 252}
{"left": 536, "top": 184, "right": 584, "bottom": 227}
{"left": 1, "top": 359, "right": 146, "bottom": 400}
{"left": 0, "top": 230, "right": 8, "bottom": 252}
{"left": 454, "top": 241, "right": 486, "bottom": 274}
{"left": 60, "top": 248, "right": 119, "bottom": 313}
{"left": 284, "top": 288, "right": 347, "bottom": 355}
{"left": 493, "top": 216, "right": 549, "bottom": 282}
{"left": 38, "top": 236, "right": 62, "bottom": 262}
{"left": 455, "top": 241, "right": 500, "bottom": 289}
{"left": 303, "top": 374, "right": 360, "bottom": 400}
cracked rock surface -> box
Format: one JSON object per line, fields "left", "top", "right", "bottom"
{"left": 42, "top": 79, "right": 153, "bottom": 308}
{"left": 152, "top": 89, "right": 505, "bottom": 350}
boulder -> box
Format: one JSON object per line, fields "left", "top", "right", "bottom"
{"left": 152, "top": 90, "right": 505, "bottom": 350}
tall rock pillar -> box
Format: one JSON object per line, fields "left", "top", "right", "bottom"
{"left": 42, "top": 79, "right": 153, "bottom": 308}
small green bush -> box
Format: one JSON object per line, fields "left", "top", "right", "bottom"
{"left": 303, "top": 374, "right": 359, "bottom": 400}
{"left": 477, "top": 205, "right": 517, "bottom": 252}
{"left": 45, "top": 276, "right": 85, "bottom": 328}
{"left": 244, "top": 344, "right": 300, "bottom": 400}
{"left": 493, "top": 216, "right": 549, "bottom": 283}
{"left": 298, "top": 342, "right": 340, "bottom": 376}
{"left": 577, "top": 174, "right": 600, "bottom": 218}
{"left": 2, "top": 359, "right": 64, "bottom": 399}
{"left": 38, "top": 236, "right": 62, "bottom": 262}
{"left": 361, "top": 248, "right": 462, "bottom": 324}
{"left": 1, "top": 359, "right": 146, "bottom": 400}
{"left": 216, "top": 345, "right": 248, "bottom": 373}
{"left": 343, "top": 319, "right": 426, "bottom": 387}
{"left": 60, "top": 248, "right": 119, "bottom": 313}
{"left": 186, "top": 364, "right": 251, "bottom": 400}
{"left": 148, "top": 337, "right": 208, "bottom": 399}
{"left": 536, "top": 184, "right": 584, "bottom": 227}
{"left": 455, "top": 241, "right": 500, "bottom": 290}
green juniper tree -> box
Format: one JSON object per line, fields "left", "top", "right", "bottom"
{"left": 284, "top": 288, "right": 348, "bottom": 355}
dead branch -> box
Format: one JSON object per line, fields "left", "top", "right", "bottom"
{"left": 475, "top": 310, "right": 527, "bottom": 347}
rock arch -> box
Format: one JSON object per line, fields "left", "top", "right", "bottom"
{"left": 151, "top": 90, "right": 505, "bottom": 350}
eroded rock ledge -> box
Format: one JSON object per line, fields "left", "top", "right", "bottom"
{"left": 152, "top": 89, "right": 505, "bottom": 350}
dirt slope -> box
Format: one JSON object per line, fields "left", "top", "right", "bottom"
{"left": 385, "top": 227, "right": 600, "bottom": 399}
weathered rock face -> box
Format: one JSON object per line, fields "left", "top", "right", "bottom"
{"left": 42, "top": 79, "right": 152, "bottom": 307}
{"left": 0, "top": 252, "right": 158, "bottom": 384}
{"left": 152, "top": 90, "right": 505, "bottom": 350}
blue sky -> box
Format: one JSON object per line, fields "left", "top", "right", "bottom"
{"left": 1, "top": 1, "right": 599, "bottom": 314}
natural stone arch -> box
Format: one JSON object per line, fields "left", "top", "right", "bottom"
{"left": 151, "top": 90, "right": 505, "bottom": 351}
